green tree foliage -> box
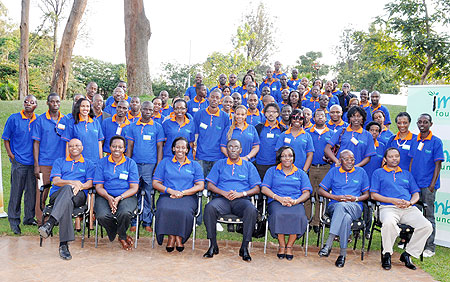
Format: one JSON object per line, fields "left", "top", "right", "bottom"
{"left": 294, "top": 51, "right": 330, "bottom": 80}
{"left": 152, "top": 62, "right": 200, "bottom": 98}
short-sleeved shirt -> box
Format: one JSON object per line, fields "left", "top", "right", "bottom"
{"left": 221, "top": 123, "right": 260, "bottom": 162}
{"left": 105, "top": 95, "right": 131, "bottom": 108}
{"left": 151, "top": 112, "right": 166, "bottom": 125}
{"left": 262, "top": 164, "right": 312, "bottom": 203}
{"left": 287, "top": 78, "right": 301, "bottom": 90}
{"left": 184, "top": 85, "right": 210, "bottom": 100}
{"left": 61, "top": 115, "right": 104, "bottom": 163}
{"left": 302, "top": 97, "right": 321, "bottom": 113}
{"left": 385, "top": 131, "right": 416, "bottom": 171}
{"left": 187, "top": 96, "right": 209, "bottom": 117}
{"left": 161, "top": 104, "right": 173, "bottom": 117}
{"left": 259, "top": 78, "right": 281, "bottom": 94}
{"left": 365, "top": 104, "right": 391, "bottom": 126}
{"left": 256, "top": 121, "right": 284, "bottom": 165}
{"left": 328, "top": 126, "right": 376, "bottom": 166}
{"left": 125, "top": 118, "right": 165, "bottom": 164}
{"left": 50, "top": 154, "right": 95, "bottom": 196}
{"left": 104, "top": 101, "right": 120, "bottom": 116}
{"left": 31, "top": 111, "right": 66, "bottom": 166}
{"left": 194, "top": 107, "right": 230, "bottom": 161}
{"left": 272, "top": 71, "right": 287, "bottom": 80}
{"left": 246, "top": 108, "right": 265, "bottom": 127}
{"left": 127, "top": 111, "right": 141, "bottom": 123}
{"left": 2, "top": 110, "right": 38, "bottom": 165}
{"left": 162, "top": 116, "right": 195, "bottom": 159}
{"left": 320, "top": 166, "right": 370, "bottom": 209}
{"left": 56, "top": 113, "right": 73, "bottom": 136}
{"left": 363, "top": 139, "right": 385, "bottom": 183}
{"left": 101, "top": 115, "right": 131, "bottom": 153}
{"left": 206, "top": 158, "right": 261, "bottom": 193}
{"left": 378, "top": 126, "right": 394, "bottom": 145}
{"left": 275, "top": 128, "right": 314, "bottom": 169}
{"left": 93, "top": 155, "right": 139, "bottom": 197}
{"left": 370, "top": 166, "right": 419, "bottom": 205}
{"left": 408, "top": 131, "right": 444, "bottom": 189}
{"left": 327, "top": 120, "right": 348, "bottom": 133}
{"left": 153, "top": 156, "right": 204, "bottom": 192}
{"left": 309, "top": 125, "right": 333, "bottom": 165}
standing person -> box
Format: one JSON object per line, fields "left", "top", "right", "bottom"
{"left": 228, "top": 73, "right": 240, "bottom": 93}
{"left": 246, "top": 93, "right": 264, "bottom": 126}
{"left": 151, "top": 97, "right": 166, "bottom": 124}
{"left": 343, "top": 98, "right": 359, "bottom": 123}
{"left": 287, "top": 90, "right": 303, "bottom": 110}
{"left": 385, "top": 112, "right": 416, "bottom": 171}
{"left": 278, "top": 89, "right": 290, "bottom": 109}
{"left": 220, "top": 96, "right": 234, "bottom": 117}
{"left": 185, "top": 73, "right": 209, "bottom": 101}
{"left": 2, "top": 95, "right": 39, "bottom": 234}
{"left": 56, "top": 94, "right": 84, "bottom": 136}
{"left": 32, "top": 93, "right": 66, "bottom": 225}
{"left": 125, "top": 101, "right": 165, "bottom": 232}
{"left": 105, "top": 81, "right": 130, "bottom": 107}
{"left": 85, "top": 81, "right": 98, "bottom": 104}
{"left": 322, "top": 81, "right": 339, "bottom": 107}
{"left": 365, "top": 91, "right": 391, "bottom": 126}
{"left": 101, "top": 101, "right": 131, "bottom": 155}
{"left": 211, "top": 74, "right": 228, "bottom": 92}
{"left": 187, "top": 84, "right": 209, "bottom": 117}
{"left": 280, "top": 105, "right": 292, "bottom": 130}
{"left": 336, "top": 82, "right": 356, "bottom": 113}
{"left": 288, "top": 69, "right": 301, "bottom": 90}
{"left": 272, "top": 61, "right": 286, "bottom": 79}
{"left": 259, "top": 68, "right": 281, "bottom": 95}
{"left": 128, "top": 96, "right": 141, "bottom": 123}
{"left": 318, "top": 95, "right": 331, "bottom": 121}
{"left": 92, "top": 94, "right": 111, "bottom": 123}
{"left": 104, "top": 87, "right": 126, "bottom": 116}
{"left": 327, "top": 105, "right": 348, "bottom": 133}
{"left": 331, "top": 79, "right": 341, "bottom": 96}
{"left": 159, "top": 90, "right": 174, "bottom": 117}
{"left": 359, "top": 89, "right": 370, "bottom": 109}
{"left": 302, "top": 86, "right": 321, "bottom": 113}
{"left": 372, "top": 110, "right": 394, "bottom": 144}
{"left": 303, "top": 108, "right": 314, "bottom": 131}
{"left": 408, "top": 113, "right": 444, "bottom": 258}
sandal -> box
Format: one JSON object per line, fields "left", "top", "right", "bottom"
{"left": 285, "top": 246, "right": 294, "bottom": 261}
{"left": 277, "top": 246, "right": 286, "bottom": 259}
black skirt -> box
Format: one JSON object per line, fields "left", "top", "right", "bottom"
{"left": 268, "top": 200, "right": 308, "bottom": 238}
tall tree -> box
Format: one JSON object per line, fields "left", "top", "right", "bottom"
{"left": 50, "top": 0, "right": 86, "bottom": 99}
{"left": 124, "top": 0, "right": 152, "bottom": 96}
{"left": 18, "top": 0, "right": 30, "bottom": 99}
{"left": 294, "top": 51, "right": 330, "bottom": 79}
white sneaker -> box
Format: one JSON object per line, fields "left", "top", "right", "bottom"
{"left": 422, "top": 249, "right": 435, "bottom": 257}
{"left": 216, "top": 223, "right": 224, "bottom": 232}
{"left": 397, "top": 242, "right": 406, "bottom": 249}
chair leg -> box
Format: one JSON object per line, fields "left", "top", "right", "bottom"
{"left": 316, "top": 224, "right": 321, "bottom": 247}
{"left": 320, "top": 224, "right": 326, "bottom": 249}
{"left": 305, "top": 224, "right": 309, "bottom": 257}
{"left": 134, "top": 214, "right": 139, "bottom": 249}
{"left": 81, "top": 213, "right": 86, "bottom": 248}
{"left": 263, "top": 218, "right": 269, "bottom": 254}
{"left": 151, "top": 215, "right": 156, "bottom": 248}
{"left": 40, "top": 237, "right": 43, "bottom": 247}
{"left": 361, "top": 229, "right": 366, "bottom": 261}
{"left": 192, "top": 218, "right": 196, "bottom": 251}
{"left": 367, "top": 223, "right": 375, "bottom": 252}
{"left": 353, "top": 231, "right": 359, "bottom": 250}
{"left": 95, "top": 219, "right": 98, "bottom": 248}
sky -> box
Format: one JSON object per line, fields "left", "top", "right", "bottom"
{"left": 3, "top": 0, "right": 391, "bottom": 77}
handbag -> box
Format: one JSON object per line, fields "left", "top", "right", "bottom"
{"left": 323, "top": 128, "right": 345, "bottom": 164}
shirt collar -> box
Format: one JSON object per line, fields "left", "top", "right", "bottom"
{"left": 290, "top": 77, "right": 299, "bottom": 81}
{"left": 275, "top": 164, "right": 298, "bottom": 176}
{"left": 374, "top": 139, "right": 379, "bottom": 147}
{"left": 79, "top": 114, "right": 93, "bottom": 123}
{"left": 247, "top": 108, "right": 260, "bottom": 116}
{"left": 162, "top": 104, "right": 170, "bottom": 110}
{"left": 108, "top": 154, "right": 126, "bottom": 165}
{"left": 194, "top": 96, "right": 206, "bottom": 103}
{"left": 339, "top": 167, "right": 355, "bottom": 173}
{"left": 383, "top": 165, "right": 402, "bottom": 173}
{"left": 264, "top": 120, "right": 280, "bottom": 129}
{"left": 417, "top": 131, "right": 433, "bottom": 141}
{"left": 309, "top": 97, "right": 319, "bottom": 102}
{"left": 371, "top": 104, "right": 382, "bottom": 111}
{"left": 394, "top": 131, "right": 413, "bottom": 141}
{"left": 66, "top": 154, "right": 85, "bottom": 163}
{"left": 112, "top": 114, "right": 131, "bottom": 127}
{"left": 346, "top": 125, "right": 363, "bottom": 134}
{"left": 170, "top": 115, "right": 190, "bottom": 127}
{"left": 45, "top": 110, "right": 64, "bottom": 122}
{"left": 128, "top": 111, "right": 141, "bottom": 119}
{"left": 206, "top": 107, "right": 220, "bottom": 117}
{"left": 328, "top": 119, "right": 345, "bottom": 126}
{"left": 20, "top": 110, "right": 37, "bottom": 123}
{"left": 285, "top": 127, "right": 305, "bottom": 137}
{"left": 310, "top": 125, "right": 330, "bottom": 134}
{"left": 226, "top": 158, "right": 243, "bottom": 166}
{"left": 360, "top": 101, "right": 370, "bottom": 107}
{"left": 152, "top": 112, "right": 161, "bottom": 119}
{"left": 304, "top": 123, "right": 313, "bottom": 129}
{"left": 136, "top": 117, "right": 154, "bottom": 125}
{"left": 172, "top": 156, "right": 191, "bottom": 167}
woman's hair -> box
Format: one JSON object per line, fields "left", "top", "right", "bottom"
{"left": 365, "top": 121, "right": 382, "bottom": 132}
{"left": 171, "top": 136, "right": 190, "bottom": 155}
{"left": 73, "top": 98, "right": 94, "bottom": 124}
{"left": 222, "top": 86, "right": 231, "bottom": 94}
{"left": 275, "top": 146, "right": 296, "bottom": 165}
{"left": 347, "top": 106, "right": 367, "bottom": 125}
{"left": 347, "top": 98, "right": 359, "bottom": 109}
{"left": 263, "top": 103, "right": 280, "bottom": 117}
{"left": 227, "top": 105, "right": 247, "bottom": 140}
{"left": 313, "top": 79, "right": 323, "bottom": 89}
{"left": 289, "top": 109, "right": 304, "bottom": 125}
{"left": 109, "top": 135, "right": 126, "bottom": 147}
{"left": 152, "top": 97, "right": 162, "bottom": 103}
{"left": 173, "top": 99, "right": 187, "bottom": 109}
{"left": 383, "top": 147, "right": 400, "bottom": 159}
{"left": 241, "top": 74, "right": 255, "bottom": 87}
{"left": 395, "top": 111, "right": 411, "bottom": 123}
{"left": 372, "top": 109, "right": 385, "bottom": 121}
{"left": 288, "top": 90, "right": 301, "bottom": 109}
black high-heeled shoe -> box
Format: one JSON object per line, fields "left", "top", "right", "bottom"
{"left": 277, "top": 246, "right": 286, "bottom": 259}
{"left": 166, "top": 246, "right": 175, "bottom": 252}
{"left": 176, "top": 246, "right": 184, "bottom": 252}
{"left": 285, "top": 246, "right": 294, "bottom": 261}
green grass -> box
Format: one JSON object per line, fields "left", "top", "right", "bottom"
{"left": 1, "top": 101, "right": 449, "bottom": 281}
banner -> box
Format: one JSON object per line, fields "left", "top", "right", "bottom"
{"left": 407, "top": 85, "right": 450, "bottom": 248}
{"left": 0, "top": 148, "right": 7, "bottom": 217}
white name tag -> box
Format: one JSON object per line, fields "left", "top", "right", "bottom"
{"left": 143, "top": 135, "right": 152, "bottom": 140}
{"left": 116, "top": 127, "right": 122, "bottom": 135}
{"left": 333, "top": 129, "right": 337, "bottom": 133}
{"left": 350, "top": 137, "right": 359, "bottom": 145}
{"left": 418, "top": 142, "right": 424, "bottom": 151}
{"left": 402, "top": 144, "right": 410, "bottom": 150}
{"left": 193, "top": 108, "right": 199, "bottom": 112}
{"left": 200, "top": 122, "right": 208, "bottom": 129}
{"left": 119, "top": 173, "right": 128, "bottom": 180}
{"left": 267, "top": 133, "right": 274, "bottom": 139}
{"left": 57, "top": 123, "right": 65, "bottom": 130}
{"left": 284, "top": 138, "right": 291, "bottom": 144}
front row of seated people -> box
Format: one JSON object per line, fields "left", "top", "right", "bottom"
{"left": 39, "top": 137, "right": 432, "bottom": 269}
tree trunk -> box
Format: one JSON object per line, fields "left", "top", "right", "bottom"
{"left": 124, "top": 0, "right": 152, "bottom": 96}
{"left": 18, "top": 0, "right": 30, "bottom": 100}
{"left": 50, "top": 0, "right": 87, "bottom": 100}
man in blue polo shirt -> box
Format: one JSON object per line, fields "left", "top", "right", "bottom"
{"left": 203, "top": 139, "right": 261, "bottom": 262}
{"left": 365, "top": 91, "right": 391, "bottom": 127}
{"left": 211, "top": 74, "right": 228, "bottom": 92}
{"left": 38, "top": 138, "right": 95, "bottom": 260}
{"left": 302, "top": 86, "right": 321, "bottom": 113}
{"left": 105, "top": 81, "right": 131, "bottom": 107}
{"left": 228, "top": 73, "right": 240, "bottom": 93}
{"left": 85, "top": 81, "right": 98, "bottom": 104}
{"left": 32, "top": 93, "right": 66, "bottom": 225}
{"left": 2, "top": 95, "right": 38, "bottom": 234}
{"left": 327, "top": 105, "right": 348, "bottom": 133}
{"left": 125, "top": 101, "right": 165, "bottom": 232}
{"left": 259, "top": 68, "right": 281, "bottom": 95}
{"left": 184, "top": 73, "right": 209, "bottom": 101}
{"left": 287, "top": 69, "right": 301, "bottom": 90}
{"left": 371, "top": 148, "right": 432, "bottom": 270}
{"left": 408, "top": 113, "right": 444, "bottom": 258}
{"left": 104, "top": 87, "right": 126, "bottom": 115}
{"left": 101, "top": 100, "right": 131, "bottom": 154}
{"left": 187, "top": 84, "right": 209, "bottom": 117}
{"left": 92, "top": 94, "right": 111, "bottom": 123}
{"left": 272, "top": 61, "right": 287, "bottom": 79}
{"left": 159, "top": 90, "right": 173, "bottom": 117}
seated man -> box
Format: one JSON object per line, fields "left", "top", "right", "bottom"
{"left": 203, "top": 139, "right": 260, "bottom": 262}
{"left": 318, "top": 149, "right": 369, "bottom": 268}
{"left": 38, "top": 138, "right": 95, "bottom": 260}
{"left": 371, "top": 148, "right": 432, "bottom": 270}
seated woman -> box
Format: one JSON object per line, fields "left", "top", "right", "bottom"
{"left": 261, "top": 146, "right": 311, "bottom": 260}
{"left": 152, "top": 137, "right": 204, "bottom": 252}
{"left": 94, "top": 135, "right": 139, "bottom": 251}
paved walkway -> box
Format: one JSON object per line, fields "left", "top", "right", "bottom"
{"left": 0, "top": 236, "right": 434, "bottom": 281}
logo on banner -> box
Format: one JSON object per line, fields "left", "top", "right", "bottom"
{"left": 429, "top": 91, "right": 450, "bottom": 117}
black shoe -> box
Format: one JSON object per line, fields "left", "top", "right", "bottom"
{"left": 318, "top": 246, "right": 332, "bottom": 257}
{"left": 38, "top": 222, "right": 52, "bottom": 239}
{"left": 59, "top": 245, "right": 72, "bottom": 260}
{"left": 239, "top": 247, "right": 252, "bottom": 262}
{"left": 11, "top": 225, "right": 21, "bottom": 235}
{"left": 285, "top": 246, "right": 294, "bottom": 261}
{"left": 335, "top": 255, "right": 346, "bottom": 267}
{"left": 24, "top": 219, "right": 38, "bottom": 226}
{"left": 203, "top": 245, "right": 219, "bottom": 258}
{"left": 313, "top": 226, "right": 320, "bottom": 233}
{"left": 166, "top": 247, "right": 174, "bottom": 253}
{"left": 277, "top": 247, "right": 286, "bottom": 259}
{"left": 382, "top": 252, "right": 391, "bottom": 270}
{"left": 400, "top": 252, "right": 416, "bottom": 270}
{"left": 176, "top": 246, "right": 184, "bottom": 252}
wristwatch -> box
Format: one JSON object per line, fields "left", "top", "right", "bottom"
{"left": 243, "top": 191, "right": 248, "bottom": 197}
{"left": 120, "top": 195, "right": 124, "bottom": 201}
{"left": 355, "top": 197, "right": 359, "bottom": 202}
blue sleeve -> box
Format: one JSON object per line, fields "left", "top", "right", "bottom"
{"left": 156, "top": 123, "right": 165, "bottom": 143}
{"left": 320, "top": 168, "right": 333, "bottom": 191}
{"left": 93, "top": 160, "right": 105, "bottom": 184}
{"left": 152, "top": 159, "right": 166, "bottom": 182}
{"left": 2, "top": 115, "right": 14, "bottom": 140}
{"left": 248, "top": 162, "right": 261, "bottom": 188}
{"left": 86, "top": 160, "right": 95, "bottom": 181}
{"left": 383, "top": 107, "right": 391, "bottom": 124}
{"left": 188, "top": 123, "right": 196, "bottom": 142}
{"left": 408, "top": 172, "right": 420, "bottom": 194}
{"left": 206, "top": 161, "right": 221, "bottom": 186}
{"left": 306, "top": 132, "right": 315, "bottom": 153}
{"left": 386, "top": 135, "right": 395, "bottom": 149}
{"left": 300, "top": 170, "right": 312, "bottom": 192}
{"left": 275, "top": 133, "right": 285, "bottom": 151}
{"left": 370, "top": 170, "right": 381, "bottom": 193}
{"left": 252, "top": 126, "right": 260, "bottom": 145}
{"left": 193, "top": 161, "right": 205, "bottom": 183}
{"left": 128, "top": 159, "right": 139, "bottom": 184}
{"left": 261, "top": 167, "right": 274, "bottom": 189}
{"left": 364, "top": 132, "right": 376, "bottom": 157}
{"left": 360, "top": 169, "right": 370, "bottom": 192}
{"left": 31, "top": 117, "right": 42, "bottom": 141}
{"left": 50, "top": 158, "right": 63, "bottom": 181}
{"left": 193, "top": 111, "right": 200, "bottom": 135}
{"left": 328, "top": 128, "right": 343, "bottom": 146}
{"left": 61, "top": 120, "right": 74, "bottom": 142}
{"left": 220, "top": 126, "right": 230, "bottom": 148}
{"left": 433, "top": 138, "right": 445, "bottom": 162}
{"left": 408, "top": 139, "right": 417, "bottom": 158}
{"left": 95, "top": 119, "right": 104, "bottom": 141}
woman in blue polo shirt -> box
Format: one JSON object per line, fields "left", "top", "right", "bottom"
{"left": 262, "top": 146, "right": 312, "bottom": 260}
{"left": 372, "top": 110, "right": 394, "bottom": 144}
{"left": 275, "top": 109, "right": 314, "bottom": 172}
{"left": 220, "top": 105, "right": 260, "bottom": 161}
{"left": 94, "top": 136, "right": 139, "bottom": 251}
{"left": 61, "top": 98, "right": 104, "bottom": 163}
{"left": 151, "top": 97, "right": 166, "bottom": 124}
{"left": 153, "top": 137, "right": 204, "bottom": 252}
{"left": 385, "top": 112, "right": 416, "bottom": 170}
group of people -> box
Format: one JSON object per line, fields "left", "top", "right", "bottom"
{"left": 2, "top": 61, "right": 443, "bottom": 270}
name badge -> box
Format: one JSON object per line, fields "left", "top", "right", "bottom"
{"left": 200, "top": 122, "right": 208, "bottom": 130}
{"left": 193, "top": 108, "right": 199, "bottom": 112}
{"left": 143, "top": 135, "right": 152, "bottom": 140}
{"left": 284, "top": 138, "right": 291, "bottom": 144}
{"left": 116, "top": 127, "right": 122, "bottom": 135}
{"left": 333, "top": 129, "right": 337, "bottom": 133}
{"left": 119, "top": 173, "right": 128, "bottom": 180}
{"left": 417, "top": 142, "right": 424, "bottom": 151}
{"left": 57, "top": 123, "right": 65, "bottom": 130}
{"left": 267, "top": 133, "right": 274, "bottom": 139}
{"left": 402, "top": 144, "right": 410, "bottom": 150}
{"left": 350, "top": 137, "right": 359, "bottom": 145}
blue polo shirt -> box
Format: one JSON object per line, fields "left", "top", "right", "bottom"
{"left": 385, "top": 131, "right": 417, "bottom": 170}
{"left": 309, "top": 125, "right": 333, "bottom": 165}
{"left": 153, "top": 156, "right": 204, "bottom": 192}
{"left": 363, "top": 140, "right": 385, "bottom": 183}
{"left": 2, "top": 110, "right": 38, "bottom": 165}
{"left": 61, "top": 115, "right": 104, "bottom": 163}
{"left": 408, "top": 132, "right": 445, "bottom": 189}
{"left": 287, "top": 78, "right": 301, "bottom": 90}
{"left": 105, "top": 95, "right": 132, "bottom": 108}
{"left": 275, "top": 128, "right": 314, "bottom": 169}
{"left": 320, "top": 166, "right": 370, "bottom": 209}
{"left": 328, "top": 126, "right": 376, "bottom": 166}
{"left": 101, "top": 115, "right": 131, "bottom": 153}
{"left": 365, "top": 104, "right": 391, "bottom": 126}
{"left": 31, "top": 111, "right": 66, "bottom": 166}
{"left": 161, "top": 104, "right": 173, "bottom": 117}
{"left": 187, "top": 96, "right": 209, "bottom": 117}
{"left": 239, "top": 86, "right": 261, "bottom": 99}
{"left": 206, "top": 158, "right": 261, "bottom": 193}
{"left": 151, "top": 112, "right": 166, "bottom": 125}
{"left": 162, "top": 116, "right": 196, "bottom": 159}
{"left": 184, "top": 85, "right": 210, "bottom": 100}
{"left": 93, "top": 155, "right": 139, "bottom": 197}
{"left": 104, "top": 101, "right": 120, "bottom": 116}
{"left": 125, "top": 118, "right": 165, "bottom": 164}
{"left": 370, "top": 166, "right": 420, "bottom": 205}
{"left": 302, "top": 97, "right": 321, "bottom": 113}
{"left": 56, "top": 113, "right": 73, "bottom": 136}
{"left": 127, "top": 111, "right": 141, "bottom": 123}
{"left": 194, "top": 107, "right": 230, "bottom": 161}
{"left": 256, "top": 121, "right": 284, "bottom": 165}
{"left": 262, "top": 164, "right": 312, "bottom": 203}
{"left": 259, "top": 78, "right": 281, "bottom": 95}
{"left": 50, "top": 154, "right": 95, "bottom": 196}
{"left": 324, "top": 94, "right": 339, "bottom": 107}
{"left": 246, "top": 108, "right": 265, "bottom": 127}
{"left": 272, "top": 71, "right": 287, "bottom": 80}
{"left": 220, "top": 123, "right": 260, "bottom": 162}
{"left": 378, "top": 126, "right": 394, "bottom": 145}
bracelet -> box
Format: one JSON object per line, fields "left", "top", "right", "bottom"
{"left": 164, "top": 187, "right": 168, "bottom": 194}
{"left": 355, "top": 197, "right": 359, "bottom": 202}
{"left": 120, "top": 195, "right": 124, "bottom": 200}
{"left": 181, "top": 191, "right": 185, "bottom": 195}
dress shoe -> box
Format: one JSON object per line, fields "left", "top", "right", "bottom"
{"left": 203, "top": 245, "right": 219, "bottom": 258}
{"left": 144, "top": 226, "right": 153, "bottom": 232}
{"left": 38, "top": 222, "right": 52, "bottom": 238}
{"left": 285, "top": 246, "right": 294, "bottom": 261}
{"left": 400, "top": 251, "right": 416, "bottom": 270}
{"left": 59, "top": 245, "right": 72, "bottom": 260}
{"left": 119, "top": 239, "right": 131, "bottom": 251}
{"left": 318, "top": 246, "right": 332, "bottom": 257}
{"left": 176, "top": 246, "right": 185, "bottom": 252}
{"left": 126, "top": 235, "right": 134, "bottom": 246}
{"left": 335, "top": 255, "right": 346, "bottom": 267}
{"left": 24, "top": 219, "right": 38, "bottom": 226}
{"left": 239, "top": 247, "right": 252, "bottom": 262}
{"left": 313, "top": 225, "right": 320, "bottom": 233}
{"left": 11, "top": 225, "right": 21, "bottom": 235}
{"left": 166, "top": 246, "right": 175, "bottom": 252}
{"left": 382, "top": 252, "right": 391, "bottom": 270}
{"left": 129, "top": 226, "right": 137, "bottom": 232}
{"left": 277, "top": 246, "right": 286, "bottom": 259}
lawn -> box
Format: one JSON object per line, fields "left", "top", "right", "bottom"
{"left": 0, "top": 100, "right": 449, "bottom": 281}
